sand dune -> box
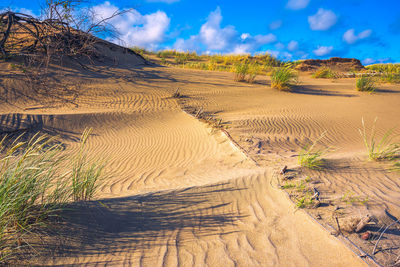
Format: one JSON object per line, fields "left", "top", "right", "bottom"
{"left": 3, "top": 61, "right": 400, "bottom": 266}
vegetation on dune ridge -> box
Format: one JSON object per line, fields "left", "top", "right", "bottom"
{"left": 130, "top": 47, "right": 283, "bottom": 77}
{"left": 366, "top": 64, "right": 400, "bottom": 83}
{"left": 270, "top": 64, "right": 298, "bottom": 91}
{"left": 0, "top": 129, "right": 105, "bottom": 263}
{"left": 312, "top": 67, "right": 339, "bottom": 79}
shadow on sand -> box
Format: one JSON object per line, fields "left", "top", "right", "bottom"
{"left": 29, "top": 183, "right": 247, "bottom": 263}
{"left": 290, "top": 84, "right": 356, "bottom": 97}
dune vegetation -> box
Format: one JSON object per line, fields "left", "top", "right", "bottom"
{"left": 0, "top": 129, "right": 104, "bottom": 263}
{"left": 365, "top": 64, "right": 400, "bottom": 83}
{"left": 312, "top": 67, "right": 339, "bottom": 79}
{"left": 359, "top": 118, "right": 400, "bottom": 161}
{"left": 356, "top": 76, "right": 376, "bottom": 92}
{"left": 270, "top": 64, "right": 298, "bottom": 91}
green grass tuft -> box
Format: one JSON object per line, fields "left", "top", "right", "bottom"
{"left": 356, "top": 76, "right": 376, "bottom": 92}
{"left": 233, "top": 62, "right": 249, "bottom": 82}
{"left": 0, "top": 129, "right": 105, "bottom": 262}
{"left": 312, "top": 67, "right": 339, "bottom": 79}
{"left": 71, "top": 129, "right": 105, "bottom": 202}
{"left": 270, "top": 64, "right": 298, "bottom": 91}
{"left": 359, "top": 118, "right": 400, "bottom": 161}
{"left": 298, "top": 132, "right": 329, "bottom": 170}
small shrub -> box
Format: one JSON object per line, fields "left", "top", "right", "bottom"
{"left": 298, "top": 132, "right": 329, "bottom": 170}
{"left": 381, "top": 72, "right": 400, "bottom": 83}
{"left": 246, "top": 63, "right": 259, "bottom": 83}
{"left": 312, "top": 67, "right": 338, "bottom": 79}
{"left": 356, "top": 76, "right": 376, "bottom": 92}
{"left": 233, "top": 62, "right": 249, "bottom": 82}
{"left": 359, "top": 118, "right": 400, "bottom": 161}
{"left": 270, "top": 64, "right": 298, "bottom": 91}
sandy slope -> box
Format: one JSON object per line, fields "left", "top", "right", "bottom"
{"left": 3, "top": 62, "right": 398, "bottom": 265}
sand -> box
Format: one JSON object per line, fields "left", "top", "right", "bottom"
{"left": 1, "top": 58, "right": 399, "bottom": 266}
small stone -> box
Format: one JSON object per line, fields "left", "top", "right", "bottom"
{"left": 280, "top": 165, "right": 288, "bottom": 175}
{"left": 361, "top": 232, "right": 371, "bottom": 240}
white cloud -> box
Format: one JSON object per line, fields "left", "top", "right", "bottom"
{"left": 313, "top": 45, "right": 333, "bottom": 56}
{"left": 241, "top": 33, "right": 250, "bottom": 40}
{"left": 91, "top": 1, "right": 170, "bottom": 49}
{"left": 173, "top": 7, "right": 277, "bottom": 54}
{"left": 269, "top": 20, "right": 282, "bottom": 30}
{"left": 287, "top": 40, "right": 299, "bottom": 51}
{"left": 286, "top": 0, "right": 310, "bottom": 10}
{"left": 174, "top": 36, "right": 199, "bottom": 51}
{"left": 362, "top": 58, "right": 376, "bottom": 65}
{"left": 199, "top": 7, "right": 236, "bottom": 51}
{"left": 343, "top": 29, "right": 372, "bottom": 44}
{"left": 308, "top": 8, "right": 337, "bottom": 31}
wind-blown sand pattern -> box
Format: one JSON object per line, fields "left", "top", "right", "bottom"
{"left": 2, "top": 59, "right": 399, "bottom": 266}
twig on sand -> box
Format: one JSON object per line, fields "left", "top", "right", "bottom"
{"left": 312, "top": 187, "right": 320, "bottom": 201}
{"left": 372, "top": 218, "right": 400, "bottom": 255}
{"left": 332, "top": 214, "right": 342, "bottom": 236}
{"left": 280, "top": 165, "right": 287, "bottom": 175}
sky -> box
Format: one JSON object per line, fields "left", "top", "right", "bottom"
{"left": 2, "top": 0, "right": 400, "bottom": 64}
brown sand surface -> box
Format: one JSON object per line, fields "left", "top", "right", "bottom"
{"left": 3, "top": 61, "right": 399, "bottom": 266}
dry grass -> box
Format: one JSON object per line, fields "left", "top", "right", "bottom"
{"left": 0, "top": 129, "right": 105, "bottom": 263}
{"left": 312, "top": 67, "right": 339, "bottom": 79}
{"left": 270, "top": 64, "right": 298, "bottom": 91}
{"left": 359, "top": 118, "right": 400, "bottom": 161}
{"left": 356, "top": 76, "right": 376, "bottom": 92}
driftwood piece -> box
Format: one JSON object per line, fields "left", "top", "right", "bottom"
{"left": 312, "top": 187, "right": 320, "bottom": 201}
{"left": 355, "top": 215, "right": 371, "bottom": 233}
{"left": 331, "top": 214, "right": 342, "bottom": 236}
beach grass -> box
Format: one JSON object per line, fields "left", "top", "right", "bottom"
{"left": 359, "top": 118, "right": 400, "bottom": 161}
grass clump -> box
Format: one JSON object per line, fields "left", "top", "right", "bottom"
{"left": 233, "top": 62, "right": 249, "bottom": 82}
{"left": 359, "top": 118, "right": 400, "bottom": 161}
{"left": 341, "top": 191, "right": 369, "bottom": 205}
{"left": 295, "top": 192, "right": 314, "bottom": 209}
{"left": 298, "top": 132, "right": 329, "bottom": 170}
{"left": 356, "top": 76, "right": 376, "bottom": 92}
{"left": 270, "top": 64, "right": 298, "bottom": 91}
{"left": 71, "top": 129, "right": 105, "bottom": 202}
{"left": 246, "top": 63, "right": 259, "bottom": 83}
{"left": 233, "top": 62, "right": 260, "bottom": 83}
{"left": 0, "top": 134, "right": 69, "bottom": 261}
{"left": 366, "top": 64, "right": 400, "bottom": 84}
{"left": 0, "top": 129, "right": 105, "bottom": 262}
{"left": 312, "top": 67, "right": 338, "bottom": 79}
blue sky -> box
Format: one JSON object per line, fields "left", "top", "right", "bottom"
{"left": 3, "top": 0, "right": 400, "bottom": 63}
